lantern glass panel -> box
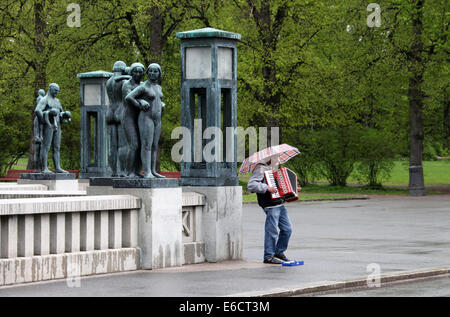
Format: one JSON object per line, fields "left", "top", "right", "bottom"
{"left": 104, "top": 89, "right": 109, "bottom": 106}
{"left": 84, "top": 84, "right": 101, "bottom": 106}
{"left": 218, "top": 47, "right": 233, "bottom": 80}
{"left": 185, "top": 47, "right": 211, "bottom": 79}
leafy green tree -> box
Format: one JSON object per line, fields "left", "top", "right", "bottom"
{"left": 379, "top": 0, "right": 448, "bottom": 191}
{"left": 354, "top": 129, "right": 396, "bottom": 187}
{"left": 0, "top": 0, "right": 74, "bottom": 169}
{"left": 0, "top": 106, "right": 29, "bottom": 176}
{"left": 311, "top": 126, "right": 362, "bottom": 186}
{"left": 220, "top": 0, "right": 326, "bottom": 143}
{"left": 0, "top": 0, "right": 447, "bottom": 182}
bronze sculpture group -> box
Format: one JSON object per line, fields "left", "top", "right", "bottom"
{"left": 106, "top": 61, "right": 166, "bottom": 179}
{"left": 34, "top": 62, "right": 166, "bottom": 179}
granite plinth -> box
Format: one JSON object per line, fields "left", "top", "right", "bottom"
{"left": 89, "top": 177, "right": 123, "bottom": 187}
{"left": 112, "top": 178, "right": 179, "bottom": 189}
{"left": 179, "top": 177, "right": 238, "bottom": 187}
{"left": 20, "top": 173, "right": 76, "bottom": 180}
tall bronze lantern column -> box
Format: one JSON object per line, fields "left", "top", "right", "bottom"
{"left": 77, "top": 70, "right": 112, "bottom": 179}
{"left": 177, "top": 28, "right": 241, "bottom": 186}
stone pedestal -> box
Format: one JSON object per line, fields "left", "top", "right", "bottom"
{"left": 88, "top": 178, "right": 182, "bottom": 270}
{"left": 89, "top": 177, "right": 115, "bottom": 187}
{"left": 182, "top": 186, "right": 242, "bottom": 262}
{"left": 113, "top": 178, "right": 179, "bottom": 188}
{"left": 18, "top": 173, "right": 78, "bottom": 191}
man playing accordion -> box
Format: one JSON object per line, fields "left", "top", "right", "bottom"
{"left": 247, "top": 155, "right": 294, "bottom": 264}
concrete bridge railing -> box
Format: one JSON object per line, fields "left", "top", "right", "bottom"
{"left": 0, "top": 195, "right": 140, "bottom": 286}
{"left": 0, "top": 185, "right": 240, "bottom": 287}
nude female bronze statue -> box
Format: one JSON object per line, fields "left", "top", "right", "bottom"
{"left": 125, "top": 63, "right": 166, "bottom": 179}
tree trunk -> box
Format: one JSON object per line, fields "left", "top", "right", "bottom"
{"left": 26, "top": 0, "right": 47, "bottom": 170}
{"left": 254, "top": 2, "right": 283, "bottom": 145}
{"left": 149, "top": 6, "right": 163, "bottom": 65}
{"left": 444, "top": 89, "right": 450, "bottom": 150}
{"left": 408, "top": 0, "right": 426, "bottom": 196}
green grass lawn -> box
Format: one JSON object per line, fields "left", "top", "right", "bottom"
{"left": 10, "top": 157, "right": 29, "bottom": 170}
{"left": 242, "top": 192, "right": 364, "bottom": 203}
{"left": 385, "top": 160, "right": 450, "bottom": 186}
{"left": 307, "top": 160, "right": 450, "bottom": 186}
{"left": 10, "top": 157, "right": 58, "bottom": 170}
{"left": 331, "top": 160, "right": 450, "bottom": 186}
{"left": 299, "top": 184, "right": 410, "bottom": 195}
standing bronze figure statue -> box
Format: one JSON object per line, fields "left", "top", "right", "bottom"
{"left": 33, "top": 89, "right": 46, "bottom": 172}
{"left": 122, "top": 63, "right": 145, "bottom": 178}
{"left": 125, "top": 63, "right": 166, "bottom": 179}
{"left": 35, "top": 83, "right": 72, "bottom": 174}
{"left": 106, "top": 61, "right": 130, "bottom": 177}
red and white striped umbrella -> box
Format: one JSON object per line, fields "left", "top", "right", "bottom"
{"left": 238, "top": 144, "right": 300, "bottom": 174}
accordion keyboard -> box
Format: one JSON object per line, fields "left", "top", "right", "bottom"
{"left": 265, "top": 171, "right": 281, "bottom": 199}
{"left": 264, "top": 167, "right": 299, "bottom": 202}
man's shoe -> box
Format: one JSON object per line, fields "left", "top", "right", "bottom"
{"left": 263, "top": 256, "right": 284, "bottom": 264}
{"left": 274, "top": 253, "right": 290, "bottom": 262}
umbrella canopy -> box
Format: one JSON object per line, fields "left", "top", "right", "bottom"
{"left": 238, "top": 144, "right": 300, "bottom": 174}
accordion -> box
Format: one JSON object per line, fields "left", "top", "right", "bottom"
{"left": 264, "top": 167, "right": 299, "bottom": 202}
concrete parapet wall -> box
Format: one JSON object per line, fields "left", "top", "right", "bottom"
{"left": 0, "top": 184, "right": 48, "bottom": 191}
{"left": 0, "top": 195, "right": 140, "bottom": 216}
{"left": 17, "top": 179, "right": 78, "bottom": 192}
{"left": 88, "top": 186, "right": 242, "bottom": 265}
{"left": 0, "top": 248, "right": 139, "bottom": 286}
{"left": 0, "top": 191, "right": 86, "bottom": 199}
{"left": 0, "top": 195, "right": 140, "bottom": 262}
{"left": 0, "top": 195, "right": 141, "bottom": 286}
{"left": 89, "top": 187, "right": 207, "bottom": 268}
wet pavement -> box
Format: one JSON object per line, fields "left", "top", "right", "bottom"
{"left": 0, "top": 195, "right": 449, "bottom": 297}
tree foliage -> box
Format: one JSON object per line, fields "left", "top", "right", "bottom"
{"left": 0, "top": 0, "right": 447, "bottom": 184}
